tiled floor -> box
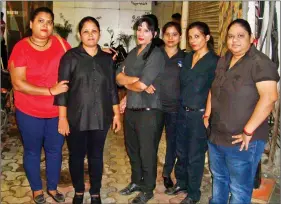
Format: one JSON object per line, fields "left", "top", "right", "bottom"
{"left": 1, "top": 118, "right": 280, "bottom": 204}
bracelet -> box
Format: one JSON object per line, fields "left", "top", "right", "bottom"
{"left": 243, "top": 128, "right": 254, "bottom": 136}
{"left": 48, "top": 87, "right": 53, "bottom": 96}
{"left": 59, "top": 117, "right": 67, "bottom": 120}
{"left": 203, "top": 115, "right": 209, "bottom": 119}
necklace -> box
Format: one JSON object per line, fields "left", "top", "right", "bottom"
{"left": 29, "top": 37, "right": 49, "bottom": 47}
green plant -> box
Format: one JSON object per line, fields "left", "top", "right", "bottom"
{"left": 54, "top": 13, "right": 72, "bottom": 39}
{"left": 116, "top": 33, "right": 134, "bottom": 52}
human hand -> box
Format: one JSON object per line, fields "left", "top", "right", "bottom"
{"left": 58, "top": 117, "right": 70, "bottom": 136}
{"left": 203, "top": 117, "right": 209, "bottom": 128}
{"left": 102, "top": 47, "right": 117, "bottom": 60}
{"left": 119, "top": 96, "right": 127, "bottom": 114}
{"left": 145, "top": 85, "right": 156, "bottom": 94}
{"left": 232, "top": 133, "right": 252, "bottom": 151}
{"left": 112, "top": 115, "right": 121, "bottom": 133}
{"left": 50, "top": 80, "right": 69, "bottom": 95}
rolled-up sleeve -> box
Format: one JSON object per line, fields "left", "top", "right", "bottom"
{"left": 54, "top": 52, "right": 73, "bottom": 106}
{"left": 139, "top": 50, "right": 165, "bottom": 86}
{"left": 110, "top": 60, "right": 119, "bottom": 105}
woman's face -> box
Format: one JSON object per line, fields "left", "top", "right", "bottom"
{"left": 188, "top": 27, "right": 209, "bottom": 52}
{"left": 80, "top": 20, "right": 100, "bottom": 48}
{"left": 227, "top": 23, "right": 253, "bottom": 56}
{"left": 30, "top": 12, "right": 53, "bottom": 39}
{"left": 163, "top": 26, "right": 181, "bottom": 48}
{"left": 136, "top": 22, "right": 154, "bottom": 46}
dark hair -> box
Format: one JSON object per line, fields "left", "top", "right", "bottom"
{"left": 30, "top": 7, "right": 54, "bottom": 22}
{"left": 78, "top": 16, "right": 100, "bottom": 34}
{"left": 134, "top": 16, "right": 157, "bottom": 60}
{"left": 162, "top": 21, "right": 182, "bottom": 36}
{"left": 171, "top": 13, "right": 181, "bottom": 21}
{"left": 227, "top": 18, "right": 252, "bottom": 36}
{"left": 187, "top": 21, "right": 214, "bottom": 51}
{"left": 1, "top": 12, "right": 4, "bottom": 19}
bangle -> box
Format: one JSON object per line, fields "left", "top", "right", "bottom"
{"left": 59, "top": 117, "right": 67, "bottom": 120}
{"left": 243, "top": 128, "right": 254, "bottom": 136}
{"left": 203, "top": 115, "right": 209, "bottom": 119}
{"left": 48, "top": 87, "right": 53, "bottom": 96}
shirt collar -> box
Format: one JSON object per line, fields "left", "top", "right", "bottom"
{"left": 78, "top": 43, "right": 102, "bottom": 57}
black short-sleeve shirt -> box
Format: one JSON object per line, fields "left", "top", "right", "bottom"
{"left": 116, "top": 43, "right": 165, "bottom": 109}
{"left": 180, "top": 51, "right": 219, "bottom": 109}
{"left": 54, "top": 44, "right": 119, "bottom": 131}
{"left": 159, "top": 47, "right": 185, "bottom": 112}
{"left": 210, "top": 45, "right": 280, "bottom": 146}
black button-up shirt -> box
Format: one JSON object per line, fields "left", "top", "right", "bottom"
{"left": 54, "top": 44, "right": 119, "bottom": 131}
{"left": 159, "top": 47, "right": 185, "bottom": 112}
{"left": 117, "top": 43, "right": 165, "bottom": 109}
{"left": 210, "top": 45, "right": 280, "bottom": 146}
{"left": 180, "top": 51, "right": 219, "bottom": 109}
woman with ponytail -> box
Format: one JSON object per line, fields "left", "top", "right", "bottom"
{"left": 165, "top": 22, "right": 219, "bottom": 204}
{"left": 116, "top": 16, "right": 165, "bottom": 203}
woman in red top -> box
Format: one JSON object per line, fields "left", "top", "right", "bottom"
{"left": 9, "top": 7, "right": 71, "bottom": 204}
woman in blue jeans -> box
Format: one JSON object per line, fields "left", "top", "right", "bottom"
{"left": 205, "top": 19, "right": 279, "bottom": 204}
{"left": 9, "top": 7, "right": 71, "bottom": 204}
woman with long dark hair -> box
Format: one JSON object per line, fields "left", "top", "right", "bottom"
{"left": 165, "top": 22, "right": 219, "bottom": 204}
{"left": 116, "top": 16, "right": 165, "bottom": 203}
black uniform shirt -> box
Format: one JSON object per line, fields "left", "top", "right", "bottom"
{"left": 54, "top": 44, "right": 119, "bottom": 131}
{"left": 159, "top": 47, "right": 185, "bottom": 112}
{"left": 180, "top": 51, "right": 219, "bottom": 109}
{"left": 210, "top": 45, "right": 280, "bottom": 146}
{"left": 116, "top": 43, "right": 165, "bottom": 109}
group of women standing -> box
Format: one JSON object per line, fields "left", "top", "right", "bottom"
{"left": 8, "top": 6, "right": 279, "bottom": 204}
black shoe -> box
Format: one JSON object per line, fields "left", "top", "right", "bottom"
{"left": 91, "top": 194, "right": 102, "bottom": 204}
{"left": 180, "top": 196, "right": 198, "bottom": 204}
{"left": 165, "top": 185, "right": 187, "bottom": 195}
{"left": 47, "top": 190, "right": 65, "bottom": 203}
{"left": 33, "top": 193, "right": 46, "bottom": 204}
{"left": 119, "top": 183, "right": 142, "bottom": 195}
{"left": 163, "top": 176, "right": 174, "bottom": 189}
{"left": 131, "top": 192, "right": 154, "bottom": 204}
{"left": 72, "top": 193, "right": 84, "bottom": 204}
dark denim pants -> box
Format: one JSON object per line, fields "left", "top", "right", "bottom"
{"left": 174, "top": 107, "right": 208, "bottom": 201}
{"left": 16, "top": 109, "right": 64, "bottom": 191}
{"left": 161, "top": 112, "right": 178, "bottom": 177}
{"left": 208, "top": 140, "right": 265, "bottom": 204}
{"left": 66, "top": 126, "right": 109, "bottom": 195}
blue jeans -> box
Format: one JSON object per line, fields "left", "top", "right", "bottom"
{"left": 162, "top": 112, "right": 178, "bottom": 177}
{"left": 208, "top": 140, "right": 265, "bottom": 204}
{"left": 16, "top": 110, "right": 65, "bottom": 191}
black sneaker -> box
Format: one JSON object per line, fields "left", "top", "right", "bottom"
{"left": 131, "top": 192, "right": 153, "bottom": 204}
{"left": 91, "top": 194, "right": 102, "bottom": 204}
{"left": 72, "top": 193, "right": 84, "bottom": 204}
{"left": 119, "top": 183, "right": 142, "bottom": 195}
{"left": 165, "top": 185, "right": 187, "bottom": 195}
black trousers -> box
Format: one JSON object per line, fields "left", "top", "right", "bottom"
{"left": 66, "top": 126, "right": 109, "bottom": 195}
{"left": 124, "top": 108, "right": 163, "bottom": 193}
{"left": 1, "top": 40, "right": 7, "bottom": 70}
{"left": 175, "top": 107, "right": 208, "bottom": 201}
{"left": 160, "top": 112, "right": 178, "bottom": 177}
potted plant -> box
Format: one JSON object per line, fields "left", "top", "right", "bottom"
{"left": 116, "top": 33, "right": 134, "bottom": 52}
{"left": 54, "top": 13, "right": 72, "bottom": 39}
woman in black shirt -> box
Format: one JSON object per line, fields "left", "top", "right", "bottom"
{"left": 54, "top": 17, "right": 121, "bottom": 204}
{"left": 165, "top": 22, "right": 219, "bottom": 204}
{"left": 159, "top": 22, "right": 185, "bottom": 189}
